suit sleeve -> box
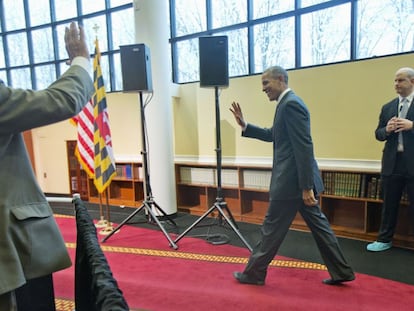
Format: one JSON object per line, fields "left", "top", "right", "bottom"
{"left": 0, "top": 65, "right": 94, "bottom": 135}
{"left": 375, "top": 104, "right": 392, "bottom": 142}
{"left": 243, "top": 123, "right": 273, "bottom": 142}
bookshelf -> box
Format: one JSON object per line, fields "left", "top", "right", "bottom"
{"left": 87, "top": 161, "right": 144, "bottom": 207}
{"left": 66, "top": 140, "right": 89, "bottom": 200}
{"left": 174, "top": 162, "right": 414, "bottom": 250}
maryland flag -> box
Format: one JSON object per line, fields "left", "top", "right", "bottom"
{"left": 72, "top": 39, "right": 116, "bottom": 194}
{"left": 91, "top": 39, "right": 116, "bottom": 193}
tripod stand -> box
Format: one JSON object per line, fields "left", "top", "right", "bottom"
{"left": 102, "top": 92, "right": 178, "bottom": 249}
{"left": 174, "top": 86, "right": 252, "bottom": 252}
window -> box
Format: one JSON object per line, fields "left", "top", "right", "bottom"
{"left": 211, "top": 0, "right": 247, "bottom": 28}
{"left": 300, "top": 3, "right": 351, "bottom": 67}
{"left": 356, "top": 0, "right": 414, "bottom": 58}
{"left": 252, "top": 0, "right": 294, "bottom": 19}
{"left": 253, "top": 17, "right": 295, "bottom": 73}
{"left": 170, "top": 0, "right": 414, "bottom": 84}
{"left": 173, "top": 0, "right": 207, "bottom": 37}
{"left": 0, "top": 0, "right": 134, "bottom": 91}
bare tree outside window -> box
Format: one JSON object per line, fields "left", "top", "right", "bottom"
{"left": 174, "top": 0, "right": 206, "bottom": 36}
{"left": 35, "top": 65, "right": 57, "bottom": 90}
{"left": 3, "top": 0, "right": 26, "bottom": 31}
{"left": 54, "top": 0, "right": 78, "bottom": 21}
{"left": 172, "top": 0, "right": 207, "bottom": 83}
{"left": 84, "top": 16, "right": 109, "bottom": 54}
{"left": 32, "top": 28, "right": 55, "bottom": 63}
{"left": 301, "top": 3, "right": 351, "bottom": 66}
{"left": 111, "top": 9, "right": 135, "bottom": 50}
{"left": 252, "top": 0, "right": 294, "bottom": 19}
{"left": 176, "top": 38, "right": 199, "bottom": 83}
{"left": 7, "top": 33, "right": 30, "bottom": 67}
{"left": 357, "top": 0, "right": 414, "bottom": 58}
{"left": 253, "top": 18, "right": 295, "bottom": 73}
{"left": 219, "top": 28, "right": 249, "bottom": 77}
{"left": 10, "top": 68, "right": 31, "bottom": 89}
{"left": 211, "top": 0, "right": 247, "bottom": 28}
{"left": 300, "top": 0, "right": 332, "bottom": 8}
{"left": 0, "top": 39, "right": 4, "bottom": 68}
{"left": 28, "top": 0, "right": 51, "bottom": 26}
{"left": 82, "top": 0, "right": 106, "bottom": 15}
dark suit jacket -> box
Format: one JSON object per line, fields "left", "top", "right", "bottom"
{"left": 243, "top": 90, "right": 323, "bottom": 200}
{"left": 375, "top": 97, "right": 414, "bottom": 176}
{"left": 74, "top": 197, "right": 129, "bottom": 311}
{"left": 0, "top": 64, "right": 94, "bottom": 294}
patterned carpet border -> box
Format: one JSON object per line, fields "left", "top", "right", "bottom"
{"left": 55, "top": 298, "right": 144, "bottom": 311}
{"left": 57, "top": 213, "right": 326, "bottom": 271}
{"left": 65, "top": 241, "right": 327, "bottom": 271}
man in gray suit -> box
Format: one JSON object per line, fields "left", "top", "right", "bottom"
{"left": 230, "top": 66, "right": 355, "bottom": 286}
{"left": 0, "top": 22, "right": 93, "bottom": 310}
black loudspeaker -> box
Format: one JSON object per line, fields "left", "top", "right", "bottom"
{"left": 120, "top": 44, "right": 153, "bottom": 92}
{"left": 199, "top": 36, "right": 229, "bottom": 87}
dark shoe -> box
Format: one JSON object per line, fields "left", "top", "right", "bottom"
{"left": 322, "top": 275, "right": 355, "bottom": 285}
{"left": 233, "top": 271, "right": 264, "bottom": 286}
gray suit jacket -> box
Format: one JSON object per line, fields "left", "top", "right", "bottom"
{"left": 243, "top": 90, "right": 323, "bottom": 200}
{"left": 0, "top": 64, "right": 94, "bottom": 294}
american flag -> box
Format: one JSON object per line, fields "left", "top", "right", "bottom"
{"left": 71, "top": 99, "right": 94, "bottom": 178}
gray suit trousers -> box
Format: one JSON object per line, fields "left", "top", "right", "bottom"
{"left": 243, "top": 198, "right": 353, "bottom": 281}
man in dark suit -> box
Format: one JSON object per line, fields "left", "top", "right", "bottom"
{"left": 230, "top": 65, "right": 354, "bottom": 286}
{"left": 0, "top": 22, "right": 93, "bottom": 310}
{"left": 367, "top": 67, "right": 414, "bottom": 252}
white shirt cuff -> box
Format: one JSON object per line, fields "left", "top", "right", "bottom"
{"left": 71, "top": 56, "right": 92, "bottom": 78}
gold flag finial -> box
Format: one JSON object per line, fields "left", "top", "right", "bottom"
{"left": 93, "top": 24, "right": 99, "bottom": 39}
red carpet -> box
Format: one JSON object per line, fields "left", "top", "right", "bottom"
{"left": 53, "top": 215, "right": 414, "bottom": 311}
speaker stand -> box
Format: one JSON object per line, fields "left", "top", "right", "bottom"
{"left": 101, "top": 92, "right": 178, "bottom": 249}
{"left": 174, "top": 87, "right": 252, "bottom": 252}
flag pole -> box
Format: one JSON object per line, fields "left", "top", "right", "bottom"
{"left": 99, "top": 189, "right": 115, "bottom": 235}
{"left": 92, "top": 23, "right": 108, "bottom": 230}
{"left": 95, "top": 193, "right": 109, "bottom": 228}
{"left": 89, "top": 23, "right": 117, "bottom": 235}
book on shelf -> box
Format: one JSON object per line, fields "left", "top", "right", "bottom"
{"left": 71, "top": 176, "right": 78, "bottom": 191}
{"left": 359, "top": 174, "right": 367, "bottom": 198}
{"left": 179, "top": 166, "right": 216, "bottom": 186}
{"left": 115, "top": 164, "right": 133, "bottom": 179}
{"left": 132, "top": 165, "right": 140, "bottom": 179}
{"left": 366, "top": 176, "right": 382, "bottom": 199}
{"left": 221, "top": 169, "right": 239, "bottom": 187}
{"left": 242, "top": 170, "right": 271, "bottom": 190}
{"left": 179, "top": 166, "right": 192, "bottom": 183}
{"left": 321, "top": 171, "right": 380, "bottom": 199}
{"left": 125, "top": 164, "right": 132, "bottom": 179}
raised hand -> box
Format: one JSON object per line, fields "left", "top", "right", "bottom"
{"left": 230, "top": 101, "right": 246, "bottom": 128}
{"left": 64, "top": 22, "right": 90, "bottom": 65}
